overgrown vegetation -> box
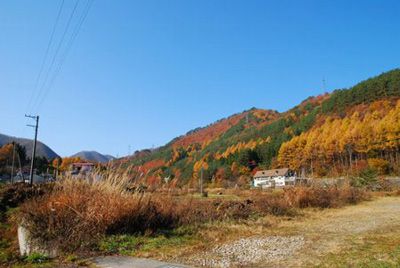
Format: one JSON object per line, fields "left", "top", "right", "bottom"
{"left": 17, "top": 175, "right": 369, "bottom": 254}
{"left": 0, "top": 183, "right": 54, "bottom": 267}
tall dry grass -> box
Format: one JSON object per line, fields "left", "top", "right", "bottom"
{"left": 17, "top": 172, "right": 370, "bottom": 252}
{"left": 18, "top": 173, "right": 176, "bottom": 251}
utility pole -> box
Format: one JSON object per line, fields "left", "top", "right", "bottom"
{"left": 199, "top": 167, "right": 204, "bottom": 196}
{"left": 25, "top": 115, "right": 39, "bottom": 185}
{"left": 56, "top": 160, "right": 59, "bottom": 180}
{"left": 11, "top": 141, "right": 16, "bottom": 183}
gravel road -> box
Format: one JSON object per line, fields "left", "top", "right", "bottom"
{"left": 92, "top": 256, "right": 191, "bottom": 268}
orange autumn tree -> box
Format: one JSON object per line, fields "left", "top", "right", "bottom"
{"left": 278, "top": 99, "right": 400, "bottom": 176}
{"left": 58, "top": 157, "right": 82, "bottom": 172}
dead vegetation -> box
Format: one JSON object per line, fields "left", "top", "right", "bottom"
{"left": 0, "top": 182, "right": 52, "bottom": 216}
{"left": 15, "top": 173, "right": 370, "bottom": 254}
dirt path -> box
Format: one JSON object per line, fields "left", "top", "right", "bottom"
{"left": 186, "top": 196, "right": 400, "bottom": 267}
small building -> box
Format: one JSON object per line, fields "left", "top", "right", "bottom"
{"left": 253, "top": 168, "right": 296, "bottom": 188}
{"left": 71, "top": 162, "right": 95, "bottom": 176}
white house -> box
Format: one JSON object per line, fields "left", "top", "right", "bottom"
{"left": 253, "top": 168, "right": 296, "bottom": 188}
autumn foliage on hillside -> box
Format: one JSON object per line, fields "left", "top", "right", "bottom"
{"left": 278, "top": 99, "right": 400, "bottom": 176}
{"left": 172, "top": 113, "right": 246, "bottom": 148}
{"left": 119, "top": 69, "right": 400, "bottom": 185}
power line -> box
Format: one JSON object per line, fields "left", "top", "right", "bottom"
{"left": 30, "top": 0, "right": 80, "bottom": 113}
{"left": 26, "top": 0, "right": 65, "bottom": 114}
{"left": 34, "top": 0, "right": 94, "bottom": 112}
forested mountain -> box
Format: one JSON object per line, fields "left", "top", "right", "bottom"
{"left": 0, "top": 133, "right": 59, "bottom": 160}
{"left": 71, "top": 151, "right": 115, "bottom": 163}
{"left": 118, "top": 69, "right": 400, "bottom": 186}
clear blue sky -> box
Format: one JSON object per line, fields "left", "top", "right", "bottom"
{"left": 1, "top": 0, "right": 400, "bottom": 157}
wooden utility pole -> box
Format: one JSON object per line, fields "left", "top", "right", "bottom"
{"left": 25, "top": 115, "right": 39, "bottom": 185}
{"left": 11, "top": 141, "right": 16, "bottom": 183}
{"left": 200, "top": 167, "right": 204, "bottom": 195}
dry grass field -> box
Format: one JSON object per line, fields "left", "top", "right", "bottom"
{"left": 1, "top": 176, "right": 399, "bottom": 268}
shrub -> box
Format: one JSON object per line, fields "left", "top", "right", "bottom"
{"left": 351, "top": 167, "right": 379, "bottom": 189}
{"left": 252, "top": 194, "right": 295, "bottom": 216}
{"left": 283, "top": 186, "right": 368, "bottom": 209}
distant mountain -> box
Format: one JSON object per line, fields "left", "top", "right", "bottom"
{"left": 72, "top": 151, "right": 115, "bottom": 163}
{"left": 0, "top": 133, "right": 59, "bottom": 159}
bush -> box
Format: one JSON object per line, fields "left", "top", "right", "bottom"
{"left": 351, "top": 167, "right": 379, "bottom": 189}
{"left": 252, "top": 195, "right": 295, "bottom": 216}
{"left": 283, "top": 186, "right": 368, "bottom": 208}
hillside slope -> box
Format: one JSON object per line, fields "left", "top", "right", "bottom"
{"left": 0, "top": 133, "right": 59, "bottom": 159}
{"left": 120, "top": 69, "right": 400, "bottom": 186}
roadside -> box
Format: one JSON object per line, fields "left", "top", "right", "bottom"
{"left": 92, "top": 256, "right": 190, "bottom": 268}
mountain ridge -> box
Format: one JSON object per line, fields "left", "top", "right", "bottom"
{"left": 0, "top": 133, "right": 59, "bottom": 160}
{"left": 72, "top": 150, "right": 115, "bottom": 163}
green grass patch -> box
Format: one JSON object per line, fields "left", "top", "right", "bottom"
{"left": 99, "top": 226, "right": 196, "bottom": 255}
{"left": 25, "top": 253, "right": 49, "bottom": 264}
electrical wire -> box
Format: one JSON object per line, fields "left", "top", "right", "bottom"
{"left": 34, "top": 0, "right": 94, "bottom": 112}
{"left": 30, "top": 0, "right": 80, "bottom": 113}
{"left": 25, "top": 0, "right": 65, "bottom": 114}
